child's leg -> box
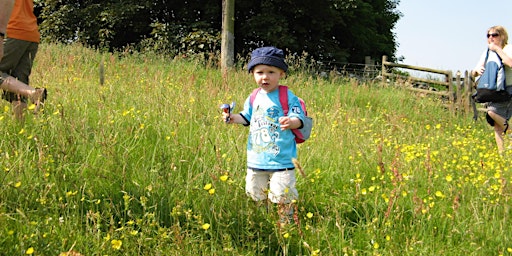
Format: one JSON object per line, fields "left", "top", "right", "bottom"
{"left": 268, "top": 169, "right": 298, "bottom": 204}
{"left": 245, "top": 168, "right": 271, "bottom": 201}
{"left": 268, "top": 169, "right": 298, "bottom": 224}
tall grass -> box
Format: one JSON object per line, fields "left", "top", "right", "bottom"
{"left": 0, "top": 43, "right": 510, "bottom": 255}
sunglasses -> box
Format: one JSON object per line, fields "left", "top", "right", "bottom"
{"left": 487, "top": 33, "right": 500, "bottom": 38}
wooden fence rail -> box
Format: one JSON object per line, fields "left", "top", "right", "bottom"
{"left": 381, "top": 55, "right": 477, "bottom": 115}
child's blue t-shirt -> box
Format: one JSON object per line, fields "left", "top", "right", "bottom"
{"left": 240, "top": 87, "right": 305, "bottom": 170}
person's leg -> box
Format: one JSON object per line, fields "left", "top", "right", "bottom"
{"left": 10, "top": 100, "right": 25, "bottom": 120}
{"left": 3, "top": 41, "right": 39, "bottom": 119}
{"left": 0, "top": 38, "right": 28, "bottom": 119}
{"left": 0, "top": 38, "right": 29, "bottom": 73}
{"left": 268, "top": 169, "right": 298, "bottom": 204}
{"left": 11, "top": 41, "right": 38, "bottom": 84}
{"left": 0, "top": 73, "right": 46, "bottom": 114}
{"left": 245, "top": 168, "right": 271, "bottom": 202}
{"left": 268, "top": 169, "right": 298, "bottom": 224}
{"left": 488, "top": 111, "right": 507, "bottom": 153}
{"left": 12, "top": 42, "right": 38, "bottom": 118}
{"left": 11, "top": 98, "right": 26, "bottom": 121}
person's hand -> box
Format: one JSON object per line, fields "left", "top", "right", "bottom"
{"left": 279, "top": 116, "right": 302, "bottom": 130}
{"left": 222, "top": 112, "right": 231, "bottom": 123}
{"left": 278, "top": 116, "right": 292, "bottom": 130}
{"left": 489, "top": 42, "right": 502, "bottom": 52}
{"left": 472, "top": 66, "right": 485, "bottom": 77}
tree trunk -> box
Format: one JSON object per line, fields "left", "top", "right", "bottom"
{"left": 221, "top": 0, "right": 235, "bottom": 70}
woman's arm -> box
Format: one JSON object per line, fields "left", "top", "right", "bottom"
{"left": 0, "top": 0, "right": 14, "bottom": 33}
{"left": 490, "top": 43, "right": 512, "bottom": 68}
{"left": 472, "top": 49, "right": 488, "bottom": 77}
{"left": 0, "top": 0, "right": 14, "bottom": 61}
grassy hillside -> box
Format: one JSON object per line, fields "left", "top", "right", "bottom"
{"left": 0, "top": 43, "right": 511, "bottom": 255}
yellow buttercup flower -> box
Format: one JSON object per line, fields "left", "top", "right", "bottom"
{"left": 111, "top": 239, "right": 122, "bottom": 250}
{"left": 25, "top": 247, "right": 34, "bottom": 255}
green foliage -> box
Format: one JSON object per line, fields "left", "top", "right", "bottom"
{"left": 37, "top": 0, "right": 401, "bottom": 65}
{"left": 2, "top": 44, "right": 512, "bottom": 255}
{"left": 38, "top": 0, "right": 153, "bottom": 49}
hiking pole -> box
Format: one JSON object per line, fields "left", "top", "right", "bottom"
{"left": 220, "top": 102, "right": 236, "bottom": 123}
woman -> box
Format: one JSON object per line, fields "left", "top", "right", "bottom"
{"left": 472, "top": 25, "right": 512, "bottom": 153}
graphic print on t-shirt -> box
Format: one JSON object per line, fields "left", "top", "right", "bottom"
{"left": 249, "top": 105, "right": 281, "bottom": 156}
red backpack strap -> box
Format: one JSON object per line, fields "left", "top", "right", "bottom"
{"left": 251, "top": 86, "right": 289, "bottom": 113}
{"left": 249, "top": 87, "right": 261, "bottom": 106}
{"left": 279, "top": 85, "right": 305, "bottom": 143}
{"left": 278, "top": 85, "right": 289, "bottom": 115}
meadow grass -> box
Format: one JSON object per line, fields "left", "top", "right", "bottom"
{"left": 0, "top": 43, "right": 511, "bottom": 255}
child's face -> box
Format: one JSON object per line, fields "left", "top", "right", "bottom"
{"left": 252, "top": 64, "right": 285, "bottom": 92}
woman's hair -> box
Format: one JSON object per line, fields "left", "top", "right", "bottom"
{"left": 488, "top": 25, "right": 509, "bottom": 46}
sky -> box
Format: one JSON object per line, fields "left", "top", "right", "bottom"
{"left": 394, "top": 0, "right": 512, "bottom": 74}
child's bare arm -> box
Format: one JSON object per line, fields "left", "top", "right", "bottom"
{"left": 222, "top": 113, "right": 249, "bottom": 125}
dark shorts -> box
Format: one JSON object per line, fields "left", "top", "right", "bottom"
{"left": 0, "top": 38, "right": 39, "bottom": 102}
{"left": 486, "top": 100, "right": 512, "bottom": 126}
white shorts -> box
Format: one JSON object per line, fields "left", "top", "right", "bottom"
{"left": 245, "top": 168, "right": 298, "bottom": 204}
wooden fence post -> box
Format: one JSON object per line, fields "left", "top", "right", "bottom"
{"left": 463, "top": 71, "right": 470, "bottom": 114}
{"left": 380, "top": 55, "right": 467, "bottom": 113}
{"left": 382, "top": 55, "right": 387, "bottom": 81}
{"left": 455, "top": 71, "right": 462, "bottom": 112}
{"left": 447, "top": 72, "right": 454, "bottom": 112}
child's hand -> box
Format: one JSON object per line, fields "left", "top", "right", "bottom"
{"left": 220, "top": 102, "right": 236, "bottom": 124}
{"left": 222, "top": 112, "right": 232, "bottom": 123}
{"left": 279, "top": 117, "right": 302, "bottom": 130}
{"left": 279, "top": 116, "right": 290, "bottom": 130}
{"left": 278, "top": 116, "right": 293, "bottom": 130}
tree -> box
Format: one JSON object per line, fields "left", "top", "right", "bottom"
{"left": 38, "top": 0, "right": 401, "bottom": 65}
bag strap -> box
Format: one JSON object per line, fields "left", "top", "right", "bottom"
{"left": 249, "top": 87, "right": 260, "bottom": 106}
{"left": 485, "top": 48, "right": 504, "bottom": 67}
{"left": 249, "top": 85, "right": 289, "bottom": 115}
{"left": 278, "top": 85, "right": 289, "bottom": 116}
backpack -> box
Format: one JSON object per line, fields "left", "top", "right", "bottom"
{"left": 472, "top": 49, "right": 510, "bottom": 103}
{"left": 250, "top": 85, "right": 313, "bottom": 143}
